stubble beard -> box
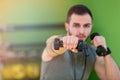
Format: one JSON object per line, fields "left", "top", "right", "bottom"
{"left": 67, "top": 28, "right": 90, "bottom": 41}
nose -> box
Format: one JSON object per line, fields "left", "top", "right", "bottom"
{"left": 79, "top": 27, "right": 84, "bottom": 34}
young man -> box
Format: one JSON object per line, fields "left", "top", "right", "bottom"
{"left": 40, "top": 4, "right": 120, "bottom": 80}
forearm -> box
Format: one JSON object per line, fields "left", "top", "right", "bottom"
{"left": 104, "top": 55, "right": 120, "bottom": 80}
{"left": 42, "top": 35, "right": 66, "bottom": 61}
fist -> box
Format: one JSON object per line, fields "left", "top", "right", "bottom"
{"left": 61, "top": 36, "right": 79, "bottom": 53}
{"left": 91, "top": 36, "right": 107, "bottom": 49}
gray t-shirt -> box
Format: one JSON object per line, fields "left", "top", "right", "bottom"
{"left": 40, "top": 45, "right": 96, "bottom": 80}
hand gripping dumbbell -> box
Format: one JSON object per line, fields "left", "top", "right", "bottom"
{"left": 54, "top": 38, "right": 84, "bottom": 51}
{"left": 90, "top": 32, "right": 111, "bottom": 56}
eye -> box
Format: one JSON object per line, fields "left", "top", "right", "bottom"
{"left": 84, "top": 24, "right": 91, "bottom": 28}
{"left": 73, "top": 23, "right": 80, "bottom": 28}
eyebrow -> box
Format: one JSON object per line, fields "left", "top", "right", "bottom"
{"left": 73, "top": 23, "right": 80, "bottom": 26}
{"left": 84, "top": 23, "right": 92, "bottom": 26}
{"left": 73, "top": 23, "right": 92, "bottom": 26}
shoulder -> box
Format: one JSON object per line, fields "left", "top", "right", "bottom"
{"left": 89, "top": 45, "right": 96, "bottom": 51}
{"left": 86, "top": 44, "right": 97, "bottom": 62}
{"left": 87, "top": 44, "right": 96, "bottom": 56}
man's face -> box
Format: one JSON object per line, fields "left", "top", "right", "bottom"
{"left": 65, "top": 13, "right": 92, "bottom": 41}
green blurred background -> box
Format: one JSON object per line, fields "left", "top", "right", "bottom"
{"left": 0, "top": 0, "right": 120, "bottom": 80}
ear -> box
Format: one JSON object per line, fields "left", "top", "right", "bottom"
{"left": 64, "top": 22, "right": 69, "bottom": 32}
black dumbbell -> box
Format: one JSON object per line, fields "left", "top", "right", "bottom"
{"left": 54, "top": 38, "right": 84, "bottom": 51}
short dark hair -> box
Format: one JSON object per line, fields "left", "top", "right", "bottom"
{"left": 66, "top": 4, "right": 93, "bottom": 23}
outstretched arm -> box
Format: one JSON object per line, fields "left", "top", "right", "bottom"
{"left": 42, "top": 35, "right": 79, "bottom": 62}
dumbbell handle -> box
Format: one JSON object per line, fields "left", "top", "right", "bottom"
{"left": 54, "top": 38, "right": 84, "bottom": 51}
